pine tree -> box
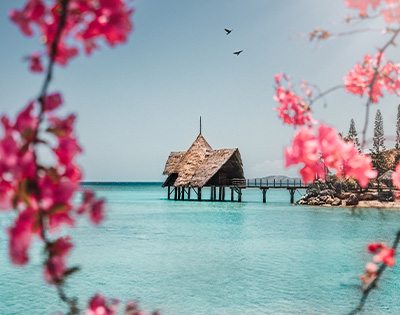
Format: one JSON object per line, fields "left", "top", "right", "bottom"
{"left": 372, "top": 109, "right": 386, "bottom": 153}
{"left": 396, "top": 104, "right": 400, "bottom": 150}
{"left": 346, "top": 119, "right": 361, "bottom": 152}
{"left": 370, "top": 109, "right": 387, "bottom": 175}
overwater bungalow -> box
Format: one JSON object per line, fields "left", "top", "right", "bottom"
{"left": 162, "top": 133, "right": 246, "bottom": 201}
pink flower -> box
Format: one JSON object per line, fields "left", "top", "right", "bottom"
{"left": 14, "top": 102, "right": 38, "bottom": 137}
{"left": 78, "top": 189, "right": 106, "bottom": 225}
{"left": 342, "top": 152, "right": 377, "bottom": 187}
{"left": 365, "top": 262, "right": 378, "bottom": 273}
{"left": 78, "top": 1, "right": 134, "bottom": 49}
{"left": 367, "top": 242, "right": 383, "bottom": 253}
{"left": 392, "top": 163, "right": 400, "bottom": 189}
{"left": 86, "top": 294, "right": 118, "bottom": 315}
{"left": 273, "top": 81, "right": 314, "bottom": 127}
{"left": 44, "top": 236, "right": 73, "bottom": 283}
{"left": 29, "top": 52, "right": 44, "bottom": 73}
{"left": 8, "top": 210, "right": 37, "bottom": 265}
{"left": 44, "top": 93, "right": 63, "bottom": 112}
{"left": 9, "top": 0, "right": 46, "bottom": 36}
{"left": 285, "top": 124, "right": 376, "bottom": 186}
{"left": 344, "top": 53, "right": 400, "bottom": 103}
{"left": 373, "top": 247, "right": 395, "bottom": 267}
{"left": 344, "top": 0, "right": 382, "bottom": 15}
{"left": 53, "top": 136, "right": 83, "bottom": 166}
{"left": 48, "top": 114, "right": 76, "bottom": 138}
{"left": 44, "top": 255, "right": 66, "bottom": 284}
{"left": 90, "top": 199, "right": 106, "bottom": 225}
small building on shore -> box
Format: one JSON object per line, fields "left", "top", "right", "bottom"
{"left": 162, "top": 133, "right": 245, "bottom": 201}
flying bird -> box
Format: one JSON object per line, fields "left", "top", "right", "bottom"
{"left": 224, "top": 28, "right": 232, "bottom": 35}
{"left": 233, "top": 50, "right": 243, "bottom": 56}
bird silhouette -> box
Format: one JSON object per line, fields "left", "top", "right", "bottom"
{"left": 224, "top": 28, "right": 232, "bottom": 35}
{"left": 233, "top": 50, "right": 243, "bottom": 56}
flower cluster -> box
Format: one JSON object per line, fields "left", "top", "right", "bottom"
{"left": 345, "top": 0, "right": 400, "bottom": 23}
{"left": 84, "top": 294, "right": 160, "bottom": 315}
{"left": 273, "top": 74, "right": 315, "bottom": 127}
{"left": 1, "top": 96, "right": 105, "bottom": 281}
{"left": 360, "top": 242, "right": 395, "bottom": 288}
{"left": 343, "top": 53, "right": 400, "bottom": 103}
{"left": 367, "top": 242, "right": 396, "bottom": 267}
{"left": 10, "top": 0, "right": 134, "bottom": 69}
{"left": 285, "top": 124, "right": 377, "bottom": 185}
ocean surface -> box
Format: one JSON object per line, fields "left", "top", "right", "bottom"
{"left": 1, "top": 183, "right": 400, "bottom": 315}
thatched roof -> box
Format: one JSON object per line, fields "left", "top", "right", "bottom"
{"left": 163, "top": 134, "right": 244, "bottom": 187}
{"left": 378, "top": 170, "right": 394, "bottom": 184}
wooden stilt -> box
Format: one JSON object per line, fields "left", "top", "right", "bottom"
{"left": 222, "top": 187, "right": 225, "bottom": 201}
{"left": 214, "top": 186, "right": 217, "bottom": 201}
{"left": 178, "top": 187, "right": 181, "bottom": 200}
{"left": 174, "top": 187, "right": 177, "bottom": 200}
{"left": 168, "top": 186, "right": 170, "bottom": 200}
{"left": 182, "top": 187, "right": 185, "bottom": 200}
{"left": 188, "top": 188, "right": 191, "bottom": 199}
{"left": 219, "top": 186, "right": 222, "bottom": 201}
{"left": 289, "top": 189, "right": 295, "bottom": 204}
{"left": 198, "top": 187, "right": 202, "bottom": 201}
{"left": 262, "top": 189, "right": 267, "bottom": 203}
{"left": 231, "top": 188, "right": 234, "bottom": 201}
{"left": 210, "top": 186, "right": 214, "bottom": 201}
{"left": 238, "top": 188, "right": 242, "bottom": 202}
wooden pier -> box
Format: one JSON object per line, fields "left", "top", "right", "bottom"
{"left": 165, "top": 178, "right": 308, "bottom": 204}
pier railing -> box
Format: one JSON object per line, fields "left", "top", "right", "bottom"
{"left": 245, "top": 178, "right": 307, "bottom": 188}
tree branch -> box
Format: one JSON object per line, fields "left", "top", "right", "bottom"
{"left": 348, "top": 230, "right": 400, "bottom": 315}
{"left": 361, "top": 27, "right": 400, "bottom": 150}
{"left": 30, "top": 0, "right": 79, "bottom": 314}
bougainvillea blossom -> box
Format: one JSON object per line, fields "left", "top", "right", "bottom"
{"left": 273, "top": 74, "right": 314, "bottom": 127}
{"left": 29, "top": 52, "right": 44, "bottom": 73}
{"left": 392, "top": 163, "right": 400, "bottom": 189}
{"left": 85, "top": 294, "right": 118, "bottom": 315}
{"left": 344, "top": 0, "right": 381, "bottom": 15}
{"left": 373, "top": 246, "right": 395, "bottom": 267}
{"left": 343, "top": 53, "right": 400, "bottom": 103}
{"left": 285, "top": 124, "right": 377, "bottom": 186}
{"left": 10, "top": 0, "right": 134, "bottom": 69}
{"left": 7, "top": 209, "right": 38, "bottom": 265}
{"left": 44, "top": 236, "right": 73, "bottom": 283}
{"left": 345, "top": 0, "right": 400, "bottom": 24}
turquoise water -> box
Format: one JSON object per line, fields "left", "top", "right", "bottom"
{"left": 1, "top": 183, "right": 400, "bottom": 315}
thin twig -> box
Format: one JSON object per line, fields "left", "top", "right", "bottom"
{"left": 309, "top": 84, "right": 345, "bottom": 106}
{"left": 361, "top": 28, "right": 400, "bottom": 150}
{"left": 348, "top": 230, "right": 400, "bottom": 315}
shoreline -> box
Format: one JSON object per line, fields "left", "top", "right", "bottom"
{"left": 316, "top": 200, "right": 400, "bottom": 209}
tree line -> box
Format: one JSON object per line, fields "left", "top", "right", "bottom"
{"left": 341, "top": 105, "right": 400, "bottom": 176}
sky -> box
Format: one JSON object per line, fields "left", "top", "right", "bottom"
{"left": 1, "top": 0, "right": 400, "bottom": 181}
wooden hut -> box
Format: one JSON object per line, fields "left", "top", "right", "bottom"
{"left": 162, "top": 133, "right": 245, "bottom": 201}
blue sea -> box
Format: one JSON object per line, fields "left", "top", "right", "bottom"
{"left": 1, "top": 183, "right": 400, "bottom": 315}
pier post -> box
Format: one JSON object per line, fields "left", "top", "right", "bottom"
{"left": 219, "top": 186, "right": 222, "bottom": 201}
{"left": 188, "top": 188, "right": 191, "bottom": 199}
{"left": 174, "top": 187, "right": 177, "bottom": 200}
{"left": 168, "top": 186, "right": 170, "bottom": 200}
{"left": 211, "top": 186, "right": 214, "bottom": 201}
{"left": 198, "top": 187, "right": 202, "bottom": 201}
{"left": 231, "top": 188, "right": 234, "bottom": 201}
{"left": 262, "top": 189, "right": 267, "bottom": 203}
{"left": 222, "top": 187, "right": 225, "bottom": 201}
{"left": 289, "top": 189, "right": 295, "bottom": 204}
{"left": 238, "top": 188, "right": 242, "bottom": 202}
